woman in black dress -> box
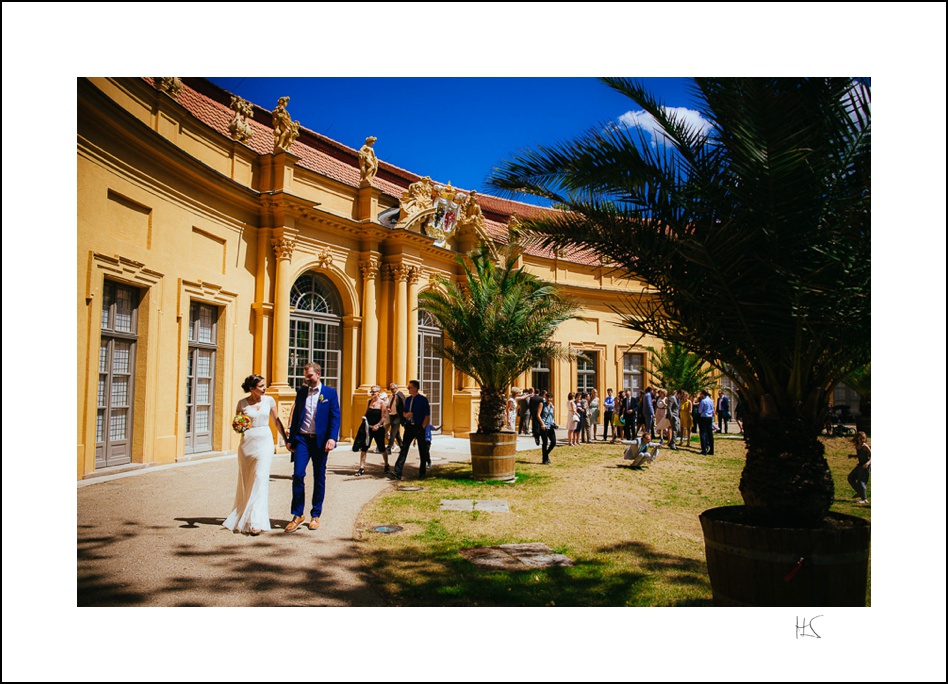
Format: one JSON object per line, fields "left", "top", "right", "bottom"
{"left": 354, "top": 385, "right": 388, "bottom": 475}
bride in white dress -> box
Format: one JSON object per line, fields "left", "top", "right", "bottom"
{"left": 223, "top": 374, "right": 290, "bottom": 536}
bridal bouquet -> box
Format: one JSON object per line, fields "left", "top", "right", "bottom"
{"left": 232, "top": 414, "right": 252, "bottom": 434}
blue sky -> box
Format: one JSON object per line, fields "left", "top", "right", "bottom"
{"left": 207, "top": 76, "right": 700, "bottom": 203}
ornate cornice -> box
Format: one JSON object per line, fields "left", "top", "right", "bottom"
{"left": 88, "top": 251, "right": 164, "bottom": 301}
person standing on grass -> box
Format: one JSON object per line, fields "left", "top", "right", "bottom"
{"left": 641, "top": 386, "right": 655, "bottom": 438}
{"left": 589, "top": 388, "right": 601, "bottom": 441}
{"left": 697, "top": 389, "right": 715, "bottom": 455}
{"left": 578, "top": 391, "right": 590, "bottom": 443}
{"left": 567, "top": 392, "right": 580, "bottom": 446}
{"left": 679, "top": 391, "right": 693, "bottom": 447}
{"left": 667, "top": 388, "right": 680, "bottom": 451}
{"left": 602, "top": 388, "right": 615, "bottom": 441}
{"left": 847, "top": 431, "right": 871, "bottom": 504}
{"left": 622, "top": 389, "right": 638, "bottom": 440}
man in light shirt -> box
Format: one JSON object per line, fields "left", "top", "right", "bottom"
{"left": 697, "top": 389, "right": 715, "bottom": 455}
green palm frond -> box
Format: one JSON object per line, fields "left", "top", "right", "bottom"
{"left": 646, "top": 342, "right": 720, "bottom": 396}
{"left": 488, "top": 78, "right": 871, "bottom": 525}
{"left": 418, "top": 242, "right": 581, "bottom": 432}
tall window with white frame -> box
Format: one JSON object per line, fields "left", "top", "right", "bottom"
{"left": 186, "top": 302, "right": 218, "bottom": 454}
{"left": 97, "top": 280, "right": 139, "bottom": 468}
{"left": 622, "top": 352, "right": 644, "bottom": 393}
{"left": 417, "top": 310, "right": 443, "bottom": 429}
{"left": 288, "top": 272, "right": 342, "bottom": 390}
{"left": 576, "top": 351, "right": 597, "bottom": 394}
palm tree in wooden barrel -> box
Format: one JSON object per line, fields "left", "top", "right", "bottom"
{"left": 418, "top": 241, "right": 580, "bottom": 480}
{"left": 489, "top": 78, "right": 871, "bottom": 604}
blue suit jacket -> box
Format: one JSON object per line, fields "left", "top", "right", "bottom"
{"left": 289, "top": 383, "right": 341, "bottom": 453}
{"left": 642, "top": 392, "right": 654, "bottom": 419}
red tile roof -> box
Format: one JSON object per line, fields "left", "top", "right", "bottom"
{"left": 145, "top": 77, "right": 599, "bottom": 267}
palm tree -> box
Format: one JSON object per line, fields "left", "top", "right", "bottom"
{"left": 646, "top": 341, "right": 719, "bottom": 397}
{"left": 418, "top": 241, "right": 581, "bottom": 434}
{"left": 489, "top": 78, "right": 870, "bottom": 527}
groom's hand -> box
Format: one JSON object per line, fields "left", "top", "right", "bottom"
{"left": 325, "top": 439, "right": 336, "bottom": 452}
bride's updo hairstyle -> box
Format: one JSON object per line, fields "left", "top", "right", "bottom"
{"left": 242, "top": 374, "right": 265, "bottom": 393}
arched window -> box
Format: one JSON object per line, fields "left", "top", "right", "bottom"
{"left": 417, "top": 310, "right": 443, "bottom": 428}
{"left": 288, "top": 273, "right": 343, "bottom": 389}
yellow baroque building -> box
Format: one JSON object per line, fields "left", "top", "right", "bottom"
{"left": 77, "top": 76, "right": 666, "bottom": 480}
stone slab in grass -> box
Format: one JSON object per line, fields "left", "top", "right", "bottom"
{"left": 473, "top": 500, "right": 510, "bottom": 512}
{"left": 440, "top": 499, "right": 511, "bottom": 512}
{"left": 460, "top": 542, "right": 574, "bottom": 570}
{"left": 440, "top": 499, "right": 475, "bottom": 511}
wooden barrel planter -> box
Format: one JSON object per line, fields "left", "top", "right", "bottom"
{"left": 699, "top": 506, "right": 870, "bottom": 607}
{"left": 469, "top": 432, "right": 517, "bottom": 481}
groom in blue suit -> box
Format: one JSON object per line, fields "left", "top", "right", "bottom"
{"left": 286, "top": 362, "right": 341, "bottom": 532}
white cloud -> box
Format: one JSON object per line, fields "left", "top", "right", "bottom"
{"left": 618, "top": 107, "right": 712, "bottom": 145}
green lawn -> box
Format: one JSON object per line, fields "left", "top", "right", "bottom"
{"left": 355, "top": 434, "right": 869, "bottom": 606}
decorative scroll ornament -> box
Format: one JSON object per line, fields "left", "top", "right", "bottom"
{"left": 427, "top": 182, "right": 459, "bottom": 249}
{"left": 157, "top": 77, "right": 183, "bottom": 98}
{"left": 228, "top": 96, "right": 255, "bottom": 142}
{"left": 399, "top": 175, "right": 434, "bottom": 220}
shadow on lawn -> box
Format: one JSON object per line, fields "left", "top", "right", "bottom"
{"left": 363, "top": 538, "right": 713, "bottom": 607}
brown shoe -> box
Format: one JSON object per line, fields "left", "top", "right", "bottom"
{"left": 307, "top": 517, "right": 320, "bottom": 530}
{"left": 284, "top": 515, "right": 305, "bottom": 533}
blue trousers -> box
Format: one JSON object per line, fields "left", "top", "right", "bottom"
{"left": 292, "top": 434, "right": 328, "bottom": 518}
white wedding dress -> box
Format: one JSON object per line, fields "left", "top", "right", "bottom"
{"left": 222, "top": 396, "right": 275, "bottom": 533}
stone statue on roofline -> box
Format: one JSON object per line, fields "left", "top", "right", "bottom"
{"left": 157, "top": 77, "right": 183, "bottom": 98}
{"left": 272, "top": 96, "right": 300, "bottom": 152}
{"left": 359, "top": 136, "right": 379, "bottom": 185}
{"left": 457, "top": 189, "right": 486, "bottom": 234}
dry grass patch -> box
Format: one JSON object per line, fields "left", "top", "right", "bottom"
{"left": 356, "top": 434, "right": 870, "bottom": 606}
